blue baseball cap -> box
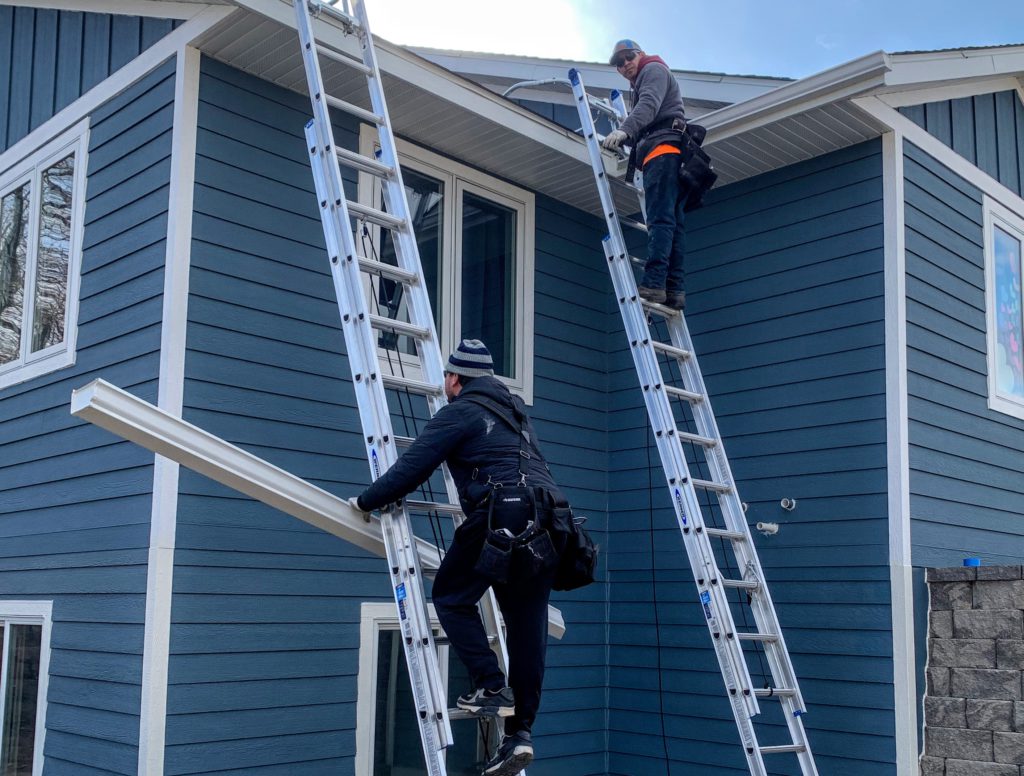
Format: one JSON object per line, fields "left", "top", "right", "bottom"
{"left": 609, "top": 39, "right": 642, "bottom": 65}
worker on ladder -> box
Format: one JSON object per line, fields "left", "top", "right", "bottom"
{"left": 602, "top": 39, "right": 689, "bottom": 310}
{"left": 352, "top": 339, "right": 571, "bottom": 776}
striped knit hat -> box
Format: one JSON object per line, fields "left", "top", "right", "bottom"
{"left": 446, "top": 339, "right": 494, "bottom": 378}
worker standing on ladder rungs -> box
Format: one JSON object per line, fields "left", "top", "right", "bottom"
{"left": 351, "top": 339, "right": 573, "bottom": 776}
{"left": 602, "top": 39, "right": 689, "bottom": 310}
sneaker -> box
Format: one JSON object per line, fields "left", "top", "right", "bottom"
{"left": 457, "top": 686, "right": 515, "bottom": 718}
{"left": 482, "top": 731, "right": 533, "bottom": 776}
{"left": 637, "top": 285, "right": 667, "bottom": 304}
{"left": 665, "top": 290, "right": 686, "bottom": 310}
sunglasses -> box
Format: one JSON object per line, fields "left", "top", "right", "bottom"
{"left": 613, "top": 50, "right": 638, "bottom": 68}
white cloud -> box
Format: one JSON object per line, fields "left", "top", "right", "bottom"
{"left": 367, "top": 0, "right": 614, "bottom": 61}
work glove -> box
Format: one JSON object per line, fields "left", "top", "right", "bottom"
{"left": 601, "top": 129, "right": 627, "bottom": 151}
{"left": 347, "top": 496, "right": 371, "bottom": 521}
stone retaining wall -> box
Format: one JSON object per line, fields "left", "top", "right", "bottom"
{"left": 921, "top": 565, "right": 1024, "bottom": 776}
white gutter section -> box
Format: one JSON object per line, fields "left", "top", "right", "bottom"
{"left": 70, "top": 379, "right": 566, "bottom": 639}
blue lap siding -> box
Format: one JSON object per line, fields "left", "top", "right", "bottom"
{"left": 167, "top": 56, "right": 611, "bottom": 775}
{"left": 900, "top": 90, "right": 1024, "bottom": 198}
{"left": 0, "top": 59, "right": 176, "bottom": 774}
{"left": 902, "top": 139, "right": 1024, "bottom": 565}
{"left": 0, "top": 7, "right": 180, "bottom": 155}
{"left": 606, "top": 141, "right": 892, "bottom": 774}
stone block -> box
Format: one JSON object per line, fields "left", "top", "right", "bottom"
{"left": 1014, "top": 701, "right": 1024, "bottom": 731}
{"left": 932, "top": 610, "right": 954, "bottom": 639}
{"left": 979, "top": 567, "right": 1024, "bottom": 581}
{"left": 995, "top": 731, "right": 1024, "bottom": 763}
{"left": 932, "top": 639, "right": 997, "bottom": 668}
{"left": 930, "top": 667, "right": 952, "bottom": 696}
{"left": 954, "top": 610, "right": 1023, "bottom": 640}
{"left": 976, "top": 581, "right": 1024, "bottom": 610}
{"left": 945, "top": 760, "right": 1018, "bottom": 775}
{"left": 919, "top": 755, "right": 945, "bottom": 776}
{"left": 950, "top": 668, "right": 1022, "bottom": 700}
{"left": 926, "top": 726, "right": 993, "bottom": 759}
{"left": 933, "top": 582, "right": 974, "bottom": 610}
{"left": 998, "top": 641, "right": 1024, "bottom": 670}
{"left": 928, "top": 696, "right": 967, "bottom": 727}
{"left": 969, "top": 700, "right": 1016, "bottom": 731}
{"left": 930, "top": 567, "right": 979, "bottom": 582}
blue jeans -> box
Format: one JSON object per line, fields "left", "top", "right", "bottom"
{"left": 432, "top": 512, "right": 557, "bottom": 735}
{"left": 641, "top": 152, "right": 687, "bottom": 293}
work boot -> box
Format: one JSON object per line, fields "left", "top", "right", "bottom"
{"left": 457, "top": 686, "right": 515, "bottom": 718}
{"left": 665, "top": 290, "right": 686, "bottom": 310}
{"left": 482, "top": 730, "right": 533, "bottom": 775}
{"left": 637, "top": 285, "right": 667, "bottom": 304}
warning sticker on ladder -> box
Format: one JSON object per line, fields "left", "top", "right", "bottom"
{"left": 673, "top": 488, "right": 688, "bottom": 525}
{"left": 396, "top": 583, "right": 408, "bottom": 620}
{"left": 700, "top": 590, "right": 713, "bottom": 620}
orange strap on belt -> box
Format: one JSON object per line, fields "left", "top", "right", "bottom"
{"left": 643, "top": 143, "right": 682, "bottom": 167}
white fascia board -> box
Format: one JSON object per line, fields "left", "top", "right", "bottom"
{"left": 884, "top": 47, "right": 1024, "bottom": 88}
{"left": 0, "top": 0, "right": 222, "bottom": 19}
{"left": 700, "top": 51, "right": 891, "bottom": 143}
{"left": 70, "top": 379, "right": 567, "bottom": 639}
{"left": 877, "top": 76, "right": 1024, "bottom": 109}
{"left": 230, "top": 0, "right": 588, "bottom": 163}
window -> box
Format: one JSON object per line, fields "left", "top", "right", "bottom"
{"left": 0, "top": 121, "right": 88, "bottom": 390}
{"left": 358, "top": 127, "right": 535, "bottom": 403}
{"left": 0, "top": 602, "right": 51, "bottom": 776}
{"left": 354, "top": 603, "right": 493, "bottom": 775}
{"left": 985, "top": 196, "right": 1024, "bottom": 420}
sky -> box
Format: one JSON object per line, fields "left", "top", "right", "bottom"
{"left": 368, "top": 0, "right": 1024, "bottom": 80}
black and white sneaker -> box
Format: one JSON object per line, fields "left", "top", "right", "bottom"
{"left": 482, "top": 731, "right": 533, "bottom": 776}
{"left": 456, "top": 686, "right": 515, "bottom": 718}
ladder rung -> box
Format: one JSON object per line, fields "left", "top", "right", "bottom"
{"left": 315, "top": 43, "right": 372, "bottom": 75}
{"left": 405, "top": 499, "right": 463, "bottom": 515}
{"left": 737, "top": 631, "right": 780, "bottom": 643}
{"left": 640, "top": 298, "right": 679, "bottom": 317}
{"left": 369, "top": 314, "right": 430, "bottom": 341}
{"left": 395, "top": 435, "right": 414, "bottom": 447}
{"left": 676, "top": 429, "right": 717, "bottom": 447}
{"left": 446, "top": 708, "right": 477, "bottom": 722}
{"left": 313, "top": 0, "right": 359, "bottom": 27}
{"left": 621, "top": 217, "right": 648, "bottom": 233}
{"left": 324, "top": 94, "right": 384, "bottom": 125}
{"left": 705, "top": 527, "right": 746, "bottom": 541}
{"left": 722, "top": 578, "right": 759, "bottom": 591}
{"left": 664, "top": 385, "right": 703, "bottom": 403}
{"left": 335, "top": 146, "right": 395, "bottom": 178}
{"left": 651, "top": 340, "right": 692, "bottom": 361}
{"left": 760, "top": 744, "right": 807, "bottom": 755}
{"left": 692, "top": 477, "right": 730, "bottom": 493}
{"left": 381, "top": 373, "right": 444, "bottom": 396}
{"left": 358, "top": 257, "right": 418, "bottom": 284}
{"left": 348, "top": 200, "right": 407, "bottom": 230}
{"left": 754, "top": 687, "right": 797, "bottom": 698}
{"left": 630, "top": 255, "right": 645, "bottom": 267}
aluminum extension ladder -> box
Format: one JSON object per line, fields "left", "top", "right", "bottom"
{"left": 567, "top": 68, "right": 819, "bottom": 775}
{"left": 292, "top": 2, "right": 512, "bottom": 772}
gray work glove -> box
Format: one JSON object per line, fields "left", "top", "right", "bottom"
{"left": 347, "top": 496, "right": 371, "bottom": 521}
{"left": 601, "top": 129, "right": 627, "bottom": 151}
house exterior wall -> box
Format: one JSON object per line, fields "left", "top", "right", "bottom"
{"left": 0, "top": 59, "right": 176, "bottom": 774}
{"left": 900, "top": 90, "right": 1024, "bottom": 199}
{"left": 606, "top": 140, "right": 892, "bottom": 775}
{"left": 902, "top": 138, "right": 1024, "bottom": 566}
{"left": 0, "top": 6, "right": 180, "bottom": 154}
{"left": 164, "top": 56, "right": 612, "bottom": 775}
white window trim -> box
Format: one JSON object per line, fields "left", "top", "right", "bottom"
{"left": 984, "top": 194, "right": 1024, "bottom": 421}
{"left": 354, "top": 601, "right": 451, "bottom": 775}
{"left": 358, "top": 125, "right": 535, "bottom": 404}
{"left": 0, "top": 118, "right": 89, "bottom": 390}
{"left": 0, "top": 600, "right": 53, "bottom": 776}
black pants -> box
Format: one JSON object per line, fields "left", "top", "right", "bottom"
{"left": 432, "top": 512, "right": 557, "bottom": 735}
{"left": 640, "top": 151, "right": 687, "bottom": 294}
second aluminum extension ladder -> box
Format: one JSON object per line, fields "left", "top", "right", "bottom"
{"left": 567, "top": 68, "right": 819, "bottom": 775}
{"left": 292, "top": 1, "right": 513, "bottom": 772}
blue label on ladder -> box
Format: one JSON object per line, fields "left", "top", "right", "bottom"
{"left": 395, "top": 583, "right": 408, "bottom": 620}
{"left": 371, "top": 449, "right": 382, "bottom": 480}
{"left": 674, "top": 488, "right": 688, "bottom": 525}
{"left": 700, "top": 590, "right": 712, "bottom": 620}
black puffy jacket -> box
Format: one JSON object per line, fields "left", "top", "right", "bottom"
{"left": 357, "top": 376, "right": 560, "bottom": 514}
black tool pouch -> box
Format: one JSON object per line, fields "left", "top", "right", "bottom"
{"left": 553, "top": 516, "right": 599, "bottom": 592}
{"left": 475, "top": 528, "right": 514, "bottom": 585}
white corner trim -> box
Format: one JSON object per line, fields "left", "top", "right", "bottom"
{"left": 852, "top": 95, "right": 1024, "bottom": 217}
{"left": 0, "top": 3, "right": 235, "bottom": 179}
{"left": 881, "top": 129, "right": 918, "bottom": 775}
{"left": 0, "top": 0, "right": 215, "bottom": 19}
{"left": 137, "top": 44, "right": 200, "bottom": 776}
{"left": 876, "top": 75, "right": 1024, "bottom": 109}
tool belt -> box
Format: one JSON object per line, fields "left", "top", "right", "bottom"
{"left": 627, "top": 118, "right": 718, "bottom": 213}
